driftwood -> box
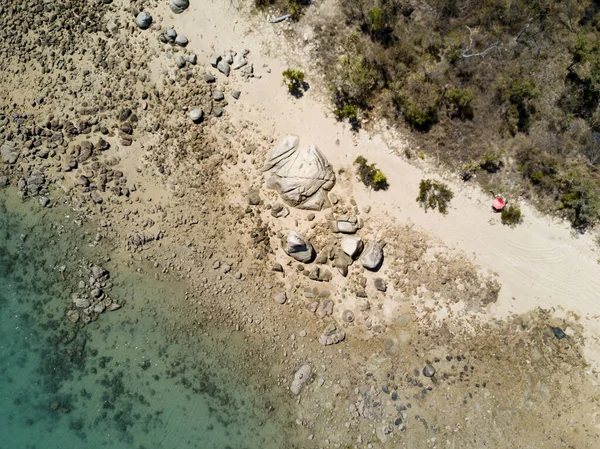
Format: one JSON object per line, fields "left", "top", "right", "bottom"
{"left": 268, "top": 14, "right": 291, "bottom": 23}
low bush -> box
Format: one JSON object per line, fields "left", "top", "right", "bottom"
{"left": 354, "top": 156, "right": 389, "bottom": 191}
{"left": 501, "top": 204, "right": 523, "bottom": 227}
{"left": 416, "top": 179, "right": 454, "bottom": 214}
{"left": 445, "top": 87, "right": 474, "bottom": 120}
{"left": 282, "top": 68, "right": 306, "bottom": 96}
{"left": 334, "top": 104, "right": 358, "bottom": 121}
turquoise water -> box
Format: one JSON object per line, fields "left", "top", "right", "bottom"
{"left": 0, "top": 189, "right": 299, "bottom": 449}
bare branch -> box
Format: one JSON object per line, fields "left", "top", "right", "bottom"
{"left": 461, "top": 26, "right": 500, "bottom": 58}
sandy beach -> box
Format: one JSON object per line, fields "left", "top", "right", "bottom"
{"left": 1, "top": 0, "right": 600, "bottom": 447}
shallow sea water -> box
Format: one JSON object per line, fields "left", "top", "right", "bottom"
{"left": 0, "top": 189, "right": 299, "bottom": 449}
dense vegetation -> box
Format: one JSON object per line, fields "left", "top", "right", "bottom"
{"left": 257, "top": 0, "right": 600, "bottom": 231}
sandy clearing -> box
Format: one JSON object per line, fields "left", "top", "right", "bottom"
{"left": 153, "top": 0, "right": 600, "bottom": 365}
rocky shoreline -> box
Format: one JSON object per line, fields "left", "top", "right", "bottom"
{"left": 1, "top": 0, "right": 599, "bottom": 447}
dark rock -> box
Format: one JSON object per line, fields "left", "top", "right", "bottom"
{"left": 119, "top": 108, "right": 132, "bottom": 121}
{"left": 423, "top": 365, "right": 435, "bottom": 377}
{"left": 374, "top": 278, "right": 387, "bottom": 292}
{"left": 247, "top": 188, "right": 261, "bottom": 205}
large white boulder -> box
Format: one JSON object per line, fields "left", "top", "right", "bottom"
{"left": 263, "top": 135, "right": 335, "bottom": 210}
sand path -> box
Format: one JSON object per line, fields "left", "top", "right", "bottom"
{"left": 154, "top": 0, "right": 600, "bottom": 364}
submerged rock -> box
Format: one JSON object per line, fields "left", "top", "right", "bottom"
{"left": 319, "top": 324, "right": 345, "bottom": 346}
{"left": 1, "top": 143, "right": 19, "bottom": 164}
{"left": 263, "top": 135, "right": 335, "bottom": 210}
{"left": 290, "top": 364, "right": 312, "bottom": 395}
{"left": 283, "top": 230, "right": 314, "bottom": 263}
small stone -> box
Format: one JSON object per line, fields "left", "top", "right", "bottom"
{"left": 189, "top": 108, "right": 203, "bottom": 123}
{"left": 165, "top": 28, "right": 177, "bottom": 41}
{"left": 274, "top": 291, "right": 287, "bottom": 304}
{"left": 203, "top": 73, "right": 216, "bottom": 83}
{"left": 359, "top": 242, "right": 384, "bottom": 271}
{"left": 66, "top": 310, "right": 80, "bottom": 323}
{"left": 272, "top": 263, "right": 284, "bottom": 272}
{"left": 210, "top": 55, "right": 221, "bottom": 67}
{"left": 90, "top": 191, "right": 103, "bottom": 204}
{"left": 341, "top": 236, "right": 363, "bottom": 259}
{"left": 212, "top": 107, "right": 224, "bottom": 117}
{"left": 175, "top": 35, "right": 188, "bottom": 46}
{"left": 169, "top": 0, "right": 189, "bottom": 14}
{"left": 374, "top": 278, "right": 387, "bottom": 292}
{"left": 232, "top": 53, "right": 247, "bottom": 70}
{"left": 232, "top": 90, "right": 241, "bottom": 99}
{"left": 283, "top": 231, "right": 314, "bottom": 263}
{"left": 213, "top": 91, "right": 224, "bottom": 101}
{"left": 342, "top": 310, "right": 355, "bottom": 323}
{"left": 187, "top": 54, "right": 197, "bottom": 65}
{"left": 176, "top": 56, "right": 186, "bottom": 68}
{"left": 217, "top": 59, "right": 230, "bottom": 77}
{"left": 135, "top": 11, "right": 152, "bottom": 29}
{"left": 423, "top": 365, "right": 436, "bottom": 377}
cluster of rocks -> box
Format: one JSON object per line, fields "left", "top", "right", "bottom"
{"left": 159, "top": 27, "right": 189, "bottom": 47}
{"left": 67, "top": 264, "right": 121, "bottom": 325}
{"left": 126, "top": 230, "right": 165, "bottom": 250}
{"left": 318, "top": 323, "right": 346, "bottom": 346}
{"left": 210, "top": 49, "right": 253, "bottom": 79}
{"left": 282, "top": 230, "right": 384, "bottom": 276}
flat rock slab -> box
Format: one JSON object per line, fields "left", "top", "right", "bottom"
{"left": 263, "top": 135, "right": 335, "bottom": 210}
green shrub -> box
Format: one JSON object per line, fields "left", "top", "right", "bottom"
{"left": 497, "top": 76, "right": 540, "bottom": 134}
{"left": 282, "top": 68, "right": 306, "bottom": 96}
{"left": 394, "top": 74, "right": 440, "bottom": 130}
{"left": 445, "top": 87, "right": 474, "bottom": 119}
{"left": 334, "top": 104, "right": 358, "bottom": 121}
{"left": 501, "top": 204, "right": 523, "bottom": 227}
{"left": 479, "top": 149, "right": 504, "bottom": 173}
{"left": 354, "top": 156, "right": 389, "bottom": 191}
{"left": 334, "top": 56, "right": 381, "bottom": 111}
{"left": 559, "top": 169, "right": 600, "bottom": 231}
{"left": 416, "top": 179, "right": 454, "bottom": 214}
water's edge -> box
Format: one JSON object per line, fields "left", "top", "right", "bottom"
{"left": 0, "top": 188, "right": 299, "bottom": 449}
